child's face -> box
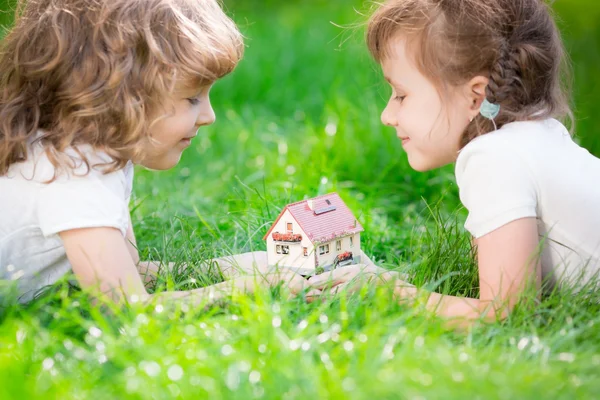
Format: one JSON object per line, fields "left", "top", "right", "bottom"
{"left": 140, "top": 84, "right": 216, "bottom": 170}
{"left": 379, "top": 37, "right": 473, "bottom": 172}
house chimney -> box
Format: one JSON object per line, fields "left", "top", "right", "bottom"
{"left": 307, "top": 200, "right": 314, "bottom": 210}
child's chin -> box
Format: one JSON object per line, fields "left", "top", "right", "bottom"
{"left": 140, "top": 153, "right": 183, "bottom": 171}
{"left": 407, "top": 153, "right": 449, "bottom": 172}
{"left": 407, "top": 158, "right": 429, "bottom": 172}
{"left": 407, "top": 157, "right": 436, "bottom": 172}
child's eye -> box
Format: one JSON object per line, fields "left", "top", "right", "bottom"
{"left": 187, "top": 97, "right": 201, "bottom": 105}
{"left": 394, "top": 95, "right": 406, "bottom": 103}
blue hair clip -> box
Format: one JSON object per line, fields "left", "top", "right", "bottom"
{"left": 480, "top": 98, "right": 500, "bottom": 130}
{"left": 480, "top": 98, "right": 500, "bottom": 119}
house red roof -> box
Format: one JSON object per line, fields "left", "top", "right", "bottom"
{"left": 263, "top": 193, "right": 364, "bottom": 243}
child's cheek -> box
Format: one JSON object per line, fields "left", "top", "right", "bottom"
{"left": 399, "top": 105, "right": 423, "bottom": 136}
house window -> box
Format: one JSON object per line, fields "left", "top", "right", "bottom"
{"left": 286, "top": 223, "right": 293, "bottom": 233}
{"left": 276, "top": 245, "right": 282, "bottom": 254}
{"left": 319, "top": 245, "right": 330, "bottom": 255}
{"left": 281, "top": 245, "right": 290, "bottom": 254}
{"left": 350, "top": 236, "right": 354, "bottom": 247}
{"left": 303, "top": 247, "right": 308, "bottom": 257}
{"left": 336, "top": 240, "right": 341, "bottom": 251}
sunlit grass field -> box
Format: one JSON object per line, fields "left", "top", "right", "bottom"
{"left": 1, "top": 0, "right": 599, "bottom": 398}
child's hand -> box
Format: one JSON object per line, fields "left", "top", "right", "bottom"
{"left": 307, "top": 264, "right": 402, "bottom": 298}
{"left": 230, "top": 267, "right": 319, "bottom": 298}
{"left": 264, "top": 268, "right": 320, "bottom": 298}
{"left": 211, "top": 251, "right": 270, "bottom": 279}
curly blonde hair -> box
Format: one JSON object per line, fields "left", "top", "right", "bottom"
{"left": 367, "top": 0, "right": 573, "bottom": 147}
{"left": 0, "top": 0, "right": 243, "bottom": 176}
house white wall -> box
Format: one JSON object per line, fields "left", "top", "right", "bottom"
{"left": 314, "top": 233, "right": 361, "bottom": 271}
{"left": 266, "top": 210, "right": 316, "bottom": 273}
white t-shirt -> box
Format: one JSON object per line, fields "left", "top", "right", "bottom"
{"left": 456, "top": 119, "right": 600, "bottom": 292}
{"left": 0, "top": 139, "right": 133, "bottom": 303}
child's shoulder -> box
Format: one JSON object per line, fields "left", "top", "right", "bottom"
{"left": 1, "top": 133, "right": 135, "bottom": 238}
{"left": 455, "top": 118, "right": 574, "bottom": 188}
{"left": 457, "top": 119, "right": 569, "bottom": 164}
{"left": 5, "top": 134, "right": 129, "bottom": 184}
{"left": 465, "top": 118, "right": 566, "bottom": 150}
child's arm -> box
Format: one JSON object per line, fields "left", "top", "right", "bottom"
{"left": 61, "top": 227, "right": 149, "bottom": 299}
{"left": 124, "top": 215, "right": 185, "bottom": 286}
{"left": 60, "top": 227, "right": 311, "bottom": 305}
{"left": 409, "top": 217, "right": 541, "bottom": 325}
{"left": 124, "top": 216, "right": 160, "bottom": 285}
{"left": 469, "top": 217, "right": 541, "bottom": 317}
{"left": 310, "top": 218, "right": 541, "bottom": 327}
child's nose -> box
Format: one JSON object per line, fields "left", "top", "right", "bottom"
{"left": 196, "top": 102, "right": 216, "bottom": 127}
{"left": 381, "top": 104, "right": 397, "bottom": 127}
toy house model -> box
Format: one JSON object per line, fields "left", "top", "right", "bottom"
{"left": 263, "top": 193, "right": 364, "bottom": 275}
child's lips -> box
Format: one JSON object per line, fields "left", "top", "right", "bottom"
{"left": 180, "top": 135, "right": 196, "bottom": 146}
{"left": 398, "top": 136, "right": 410, "bottom": 145}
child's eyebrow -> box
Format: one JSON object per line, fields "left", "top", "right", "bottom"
{"left": 384, "top": 76, "right": 405, "bottom": 90}
{"left": 178, "top": 86, "right": 207, "bottom": 98}
{"left": 384, "top": 76, "right": 398, "bottom": 86}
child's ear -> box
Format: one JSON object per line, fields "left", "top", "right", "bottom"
{"left": 465, "top": 75, "right": 489, "bottom": 116}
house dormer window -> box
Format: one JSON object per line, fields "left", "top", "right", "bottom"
{"left": 286, "top": 223, "right": 293, "bottom": 233}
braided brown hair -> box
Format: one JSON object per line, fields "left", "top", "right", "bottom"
{"left": 367, "top": 0, "right": 573, "bottom": 148}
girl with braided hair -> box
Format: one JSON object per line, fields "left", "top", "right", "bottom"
{"left": 309, "top": 0, "right": 600, "bottom": 326}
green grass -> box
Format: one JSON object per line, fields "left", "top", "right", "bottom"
{"left": 1, "top": 0, "right": 600, "bottom": 398}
